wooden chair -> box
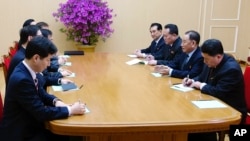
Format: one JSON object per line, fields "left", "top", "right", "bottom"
{"left": 13, "top": 40, "right": 19, "bottom": 50}
{"left": 243, "top": 66, "right": 250, "bottom": 124}
{"left": 219, "top": 65, "right": 250, "bottom": 141}
{"left": 0, "top": 91, "right": 3, "bottom": 122}
{"left": 9, "top": 46, "right": 17, "bottom": 58}
{"left": 2, "top": 54, "right": 11, "bottom": 83}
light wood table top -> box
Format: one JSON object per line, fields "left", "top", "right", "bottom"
{"left": 47, "top": 53, "right": 241, "bottom": 141}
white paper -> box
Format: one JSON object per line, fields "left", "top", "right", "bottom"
{"left": 66, "top": 73, "right": 75, "bottom": 77}
{"left": 52, "top": 85, "right": 79, "bottom": 91}
{"left": 64, "top": 62, "right": 72, "bottom": 66}
{"left": 52, "top": 86, "right": 63, "bottom": 91}
{"left": 59, "top": 55, "right": 70, "bottom": 58}
{"left": 126, "top": 59, "right": 142, "bottom": 65}
{"left": 127, "top": 54, "right": 137, "bottom": 58}
{"left": 151, "top": 72, "right": 162, "bottom": 77}
{"left": 170, "top": 84, "right": 194, "bottom": 92}
{"left": 191, "top": 100, "right": 227, "bottom": 108}
{"left": 85, "top": 106, "right": 90, "bottom": 113}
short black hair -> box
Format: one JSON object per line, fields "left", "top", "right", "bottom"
{"left": 185, "top": 30, "right": 200, "bottom": 45}
{"left": 164, "top": 24, "right": 178, "bottom": 35}
{"left": 150, "top": 23, "right": 162, "bottom": 31}
{"left": 36, "top": 21, "right": 49, "bottom": 29}
{"left": 22, "top": 19, "right": 35, "bottom": 27}
{"left": 201, "top": 39, "right": 224, "bottom": 56}
{"left": 40, "top": 29, "right": 52, "bottom": 38}
{"left": 19, "top": 25, "right": 40, "bottom": 47}
{"left": 25, "top": 36, "right": 57, "bottom": 59}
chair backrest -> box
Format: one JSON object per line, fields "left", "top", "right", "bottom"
{"left": 243, "top": 66, "right": 250, "bottom": 112}
{"left": 9, "top": 46, "right": 17, "bottom": 58}
{"left": 13, "top": 40, "right": 19, "bottom": 50}
{"left": 2, "top": 54, "right": 11, "bottom": 83}
{"left": 0, "top": 91, "right": 3, "bottom": 122}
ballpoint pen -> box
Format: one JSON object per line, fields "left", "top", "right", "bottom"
{"left": 79, "top": 84, "right": 84, "bottom": 89}
{"left": 184, "top": 74, "right": 189, "bottom": 86}
{"left": 185, "top": 75, "right": 189, "bottom": 82}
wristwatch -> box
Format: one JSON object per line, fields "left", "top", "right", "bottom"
{"left": 58, "top": 78, "right": 62, "bottom": 85}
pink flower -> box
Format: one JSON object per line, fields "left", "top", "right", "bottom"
{"left": 53, "top": 0, "right": 114, "bottom": 45}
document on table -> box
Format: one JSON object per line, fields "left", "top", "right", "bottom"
{"left": 126, "top": 59, "right": 148, "bottom": 65}
{"left": 151, "top": 72, "right": 162, "bottom": 77}
{"left": 127, "top": 54, "right": 137, "bottom": 58}
{"left": 171, "top": 83, "right": 194, "bottom": 92}
{"left": 59, "top": 55, "right": 70, "bottom": 58}
{"left": 64, "top": 62, "right": 72, "bottom": 66}
{"left": 191, "top": 100, "right": 227, "bottom": 108}
{"left": 66, "top": 73, "right": 75, "bottom": 77}
{"left": 84, "top": 106, "right": 90, "bottom": 113}
{"left": 52, "top": 83, "right": 79, "bottom": 91}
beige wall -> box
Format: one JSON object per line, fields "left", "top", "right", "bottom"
{"left": 0, "top": 0, "right": 250, "bottom": 61}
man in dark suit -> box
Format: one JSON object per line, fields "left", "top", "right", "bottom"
{"left": 134, "top": 23, "right": 167, "bottom": 60}
{"left": 183, "top": 39, "right": 247, "bottom": 141}
{"left": 147, "top": 24, "right": 183, "bottom": 66}
{"left": 7, "top": 25, "right": 72, "bottom": 87}
{"left": 154, "top": 30, "right": 203, "bottom": 79}
{"left": 7, "top": 25, "right": 42, "bottom": 82}
{"left": 0, "top": 36, "right": 86, "bottom": 141}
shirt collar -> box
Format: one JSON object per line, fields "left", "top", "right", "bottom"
{"left": 187, "top": 47, "right": 197, "bottom": 58}
{"left": 22, "top": 60, "right": 36, "bottom": 80}
{"left": 155, "top": 35, "right": 163, "bottom": 44}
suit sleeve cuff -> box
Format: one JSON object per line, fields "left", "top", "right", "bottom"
{"left": 200, "top": 83, "right": 207, "bottom": 90}
{"left": 67, "top": 106, "right": 71, "bottom": 116}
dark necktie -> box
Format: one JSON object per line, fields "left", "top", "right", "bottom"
{"left": 34, "top": 77, "right": 38, "bottom": 91}
{"left": 181, "top": 54, "right": 189, "bottom": 70}
{"left": 206, "top": 68, "right": 214, "bottom": 83}
{"left": 153, "top": 42, "right": 158, "bottom": 51}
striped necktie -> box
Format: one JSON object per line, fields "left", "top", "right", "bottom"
{"left": 34, "top": 77, "right": 38, "bottom": 91}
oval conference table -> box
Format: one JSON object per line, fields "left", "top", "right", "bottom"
{"left": 47, "top": 53, "right": 241, "bottom": 141}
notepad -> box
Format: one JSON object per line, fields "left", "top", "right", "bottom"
{"left": 170, "top": 84, "right": 194, "bottom": 92}
{"left": 127, "top": 54, "right": 137, "bottom": 58}
{"left": 84, "top": 106, "right": 90, "bottom": 113}
{"left": 66, "top": 73, "right": 75, "bottom": 77}
{"left": 191, "top": 100, "right": 227, "bottom": 108}
{"left": 126, "top": 59, "right": 148, "bottom": 65}
{"left": 61, "top": 83, "right": 78, "bottom": 91}
{"left": 64, "top": 62, "right": 72, "bottom": 66}
{"left": 151, "top": 72, "right": 162, "bottom": 77}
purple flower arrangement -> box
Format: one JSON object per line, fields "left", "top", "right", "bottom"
{"left": 53, "top": 0, "right": 114, "bottom": 45}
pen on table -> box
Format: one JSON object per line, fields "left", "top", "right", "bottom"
{"left": 185, "top": 74, "right": 189, "bottom": 83}
{"left": 79, "top": 84, "right": 83, "bottom": 89}
{"left": 172, "top": 83, "right": 181, "bottom": 85}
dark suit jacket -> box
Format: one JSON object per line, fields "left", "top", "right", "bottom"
{"left": 141, "top": 36, "right": 167, "bottom": 60}
{"left": 7, "top": 46, "right": 62, "bottom": 86}
{"left": 7, "top": 47, "right": 26, "bottom": 83}
{"left": 0, "top": 62, "right": 69, "bottom": 141}
{"left": 193, "top": 54, "right": 247, "bottom": 123}
{"left": 47, "top": 56, "right": 60, "bottom": 72}
{"left": 168, "top": 47, "right": 204, "bottom": 79}
{"left": 156, "top": 37, "right": 183, "bottom": 65}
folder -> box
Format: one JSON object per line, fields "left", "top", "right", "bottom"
{"left": 61, "top": 83, "right": 78, "bottom": 91}
{"left": 64, "top": 50, "right": 84, "bottom": 55}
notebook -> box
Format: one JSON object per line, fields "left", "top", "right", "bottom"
{"left": 61, "top": 83, "right": 78, "bottom": 91}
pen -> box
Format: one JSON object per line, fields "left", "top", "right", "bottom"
{"left": 172, "top": 83, "right": 181, "bottom": 85}
{"left": 79, "top": 84, "right": 83, "bottom": 89}
{"left": 185, "top": 74, "right": 189, "bottom": 83}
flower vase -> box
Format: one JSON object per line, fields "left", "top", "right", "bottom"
{"left": 75, "top": 44, "right": 96, "bottom": 53}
